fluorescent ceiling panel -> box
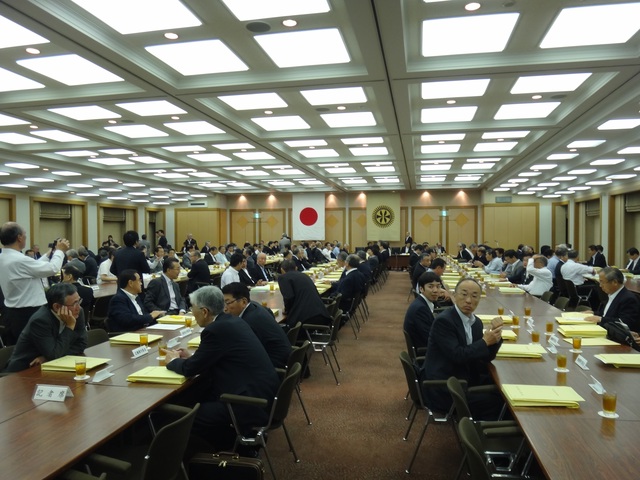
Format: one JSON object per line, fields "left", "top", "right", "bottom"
{"left": 285, "top": 139, "right": 327, "bottom": 147}
{"left": 473, "top": 142, "right": 517, "bottom": 152}
{"left": 48, "top": 106, "right": 120, "bottom": 120}
{"left": 567, "top": 140, "right": 605, "bottom": 148}
{"left": 236, "top": 170, "right": 269, "bottom": 177}
{"left": 547, "top": 153, "right": 578, "bottom": 160}
{"left": 421, "top": 164, "right": 451, "bottom": 172}
{"left": 164, "top": 121, "right": 224, "bottom": 135}
{"left": 298, "top": 149, "right": 339, "bottom": 158}
{"left": 162, "top": 145, "right": 206, "bottom": 152}
{"left": 598, "top": 119, "right": 640, "bottom": 130}
{"left": 221, "top": 0, "right": 329, "bottom": 21}
{"left": 43, "top": 189, "right": 67, "bottom": 193}
{"left": 530, "top": 164, "right": 557, "bottom": 170}
{"left": 0, "top": 15, "right": 49, "bottom": 48}
{"left": 421, "top": 144, "right": 460, "bottom": 154}
{"left": 0, "top": 184, "right": 27, "bottom": 188}
{"left": 350, "top": 147, "right": 389, "bottom": 156}
{"left": 100, "top": 149, "right": 133, "bottom": 155}
{"left": 421, "top": 133, "right": 465, "bottom": 141}
{"left": 105, "top": 125, "right": 169, "bottom": 138}
{"left": 568, "top": 186, "right": 591, "bottom": 191}
{"left": 18, "top": 54, "right": 124, "bottom": 85}
{"left": 116, "top": 100, "right": 187, "bottom": 116}
{"left": 31, "top": 130, "right": 88, "bottom": 142}
{"left": 24, "top": 177, "right": 53, "bottom": 182}
{"left": 188, "top": 153, "right": 230, "bottom": 162}
{"left": 421, "top": 79, "right": 490, "bottom": 99}
{"left": 422, "top": 13, "right": 519, "bottom": 56}
{"left": 218, "top": 93, "right": 287, "bottom": 110}
{"left": 234, "top": 152, "right": 276, "bottom": 160}
{"left": 301, "top": 87, "right": 366, "bottom": 105}
{"left": 0, "top": 113, "right": 29, "bottom": 126}
{"left": 52, "top": 171, "right": 81, "bottom": 176}
{"left": 212, "top": 143, "right": 254, "bottom": 150}
{"left": 0, "top": 66, "right": 45, "bottom": 92}
{"left": 518, "top": 172, "right": 541, "bottom": 177}
{"left": 146, "top": 40, "right": 248, "bottom": 75}
{"left": 552, "top": 176, "right": 577, "bottom": 181}
{"left": 494, "top": 102, "right": 560, "bottom": 120}
{"left": 326, "top": 167, "right": 356, "bottom": 174}
{"left": 88, "top": 158, "right": 134, "bottom": 166}
{"left": 591, "top": 159, "right": 624, "bottom": 166}
{"left": 131, "top": 156, "right": 168, "bottom": 164}
{"left": 481, "top": 131, "right": 529, "bottom": 139}
{"left": 252, "top": 116, "right": 310, "bottom": 131}
{"left": 67, "top": 183, "right": 93, "bottom": 188}
{"left": 274, "top": 169, "right": 303, "bottom": 175}
{"left": 538, "top": 182, "right": 560, "bottom": 187}
{"left": 607, "top": 174, "right": 637, "bottom": 179}
{"left": 568, "top": 169, "right": 596, "bottom": 175}
{"left": 255, "top": 28, "right": 350, "bottom": 68}
{"left": 462, "top": 163, "right": 495, "bottom": 170}
{"left": 189, "top": 172, "right": 216, "bottom": 178}
{"left": 374, "top": 178, "right": 400, "bottom": 184}
{"left": 511, "top": 73, "right": 591, "bottom": 94}
{"left": 618, "top": 147, "right": 640, "bottom": 154}
{"left": 454, "top": 175, "right": 481, "bottom": 182}
{"left": 93, "top": 178, "right": 118, "bottom": 183}
{"left": 420, "top": 176, "right": 447, "bottom": 182}
{"left": 365, "top": 166, "right": 395, "bottom": 173}
{"left": 71, "top": 0, "right": 201, "bottom": 34}
{"left": 341, "top": 137, "right": 384, "bottom": 145}
{"left": 155, "top": 172, "right": 188, "bottom": 179}
{"left": 421, "top": 106, "right": 477, "bottom": 123}
{"left": 540, "top": 3, "right": 640, "bottom": 48}
{"left": 0, "top": 133, "right": 46, "bottom": 144}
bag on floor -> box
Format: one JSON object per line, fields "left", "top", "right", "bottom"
{"left": 188, "top": 452, "right": 264, "bottom": 480}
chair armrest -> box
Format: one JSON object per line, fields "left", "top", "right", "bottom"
{"left": 416, "top": 347, "right": 427, "bottom": 356}
{"left": 82, "top": 452, "right": 132, "bottom": 476}
{"left": 421, "top": 380, "right": 449, "bottom": 388}
{"left": 152, "top": 403, "right": 193, "bottom": 417}
{"left": 219, "top": 393, "right": 269, "bottom": 408}
{"left": 480, "top": 425, "right": 522, "bottom": 438}
{"left": 275, "top": 368, "right": 286, "bottom": 380}
{"left": 302, "top": 324, "right": 331, "bottom": 331}
{"left": 467, "top": 384, "right": 495, "bottom": 395}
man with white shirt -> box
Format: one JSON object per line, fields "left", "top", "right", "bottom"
{"left": 250, "top": 252, "right": 273, "bottom": 285}
{"left": 107, "top": 270, "right": 165, "bottom": 332}
{"left": 97, "top": 248, "right": 117, "bottom": 284}
{"left": 144, "top": 258, "right": 186, "bottom": 315}
{"left": 561, "top": 249, "right": 597, "bottom": 307}
{"left": 584, "top": 267, "right": 640, "bottom": 331}
{"left": 220, "top": 252, "right": 243, "bottom": 288}
{"left": 214, "top": 246, "right": 228, "bottom": 265}
{"left": 625, "top": 247, "right": 640, "bottom": 274}
{"left": 517, "top": 255, "right": 553, "bottom": 297}
{"left": 0, "top": 222, "right": 70, "bottom": 345}
{"left": 474, "top": 248, "right": 502, "bottom": 274}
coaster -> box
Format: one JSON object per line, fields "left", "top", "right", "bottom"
{"left": 554, "top": 367, "right": 569, "bottom": 373}
{"left": 598, "top": 411, "right": 619, "bottom": 419}
{"left": 73, "top": 375, "right": 90, "bottom": 381}
{"left": 570, "top": 349, "right": 582, "bottom": 353}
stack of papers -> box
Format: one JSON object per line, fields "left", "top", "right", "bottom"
{"left": 109, "top": 333, "right": 163, "bottom": 345}
{"left": 477, "top": 314, "right": 512, "bottom": 324}
{"left": 501, "top": 384, "right": 585, "bottom": 408}
{"left": 563, "top": 338, "right": 619, "bottom": 347}
{"left": 496, "top": 344, "right": 547, "bottom": 358}
{"left": 127, "top": 366, "right": 186, "bottom": 385}
{"left": 498, "top": 287, "right": 525, "bottom": 294}
{"left": 492, "top": 281, "right": 513, "bottom": 287}
{"left": 594, "top": 354, "right": 640, "bottom": 368}
{"left": 187, "top": 337, "right": 201, "bottom": 348}
{"left": 157, "top": 315, "right": 186, "bottom": 325}
{"left": 556, "top": 312, "right": 592, "bottom": 325}
{"left": 501, "top": 330, "right": 518, "bottom": 341}
{"left": 41, "top": 355, "right": 110, "bottom": 372}
{"left": 557, "top": 325, "right": 606, "bottom": 338}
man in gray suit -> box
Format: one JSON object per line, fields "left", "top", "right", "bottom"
{"left": 144, "top": 257, "right": 186, "bottom": 315}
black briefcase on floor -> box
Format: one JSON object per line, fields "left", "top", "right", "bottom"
{"left": 188, "top": 452, "right": 265, "bottom": 480}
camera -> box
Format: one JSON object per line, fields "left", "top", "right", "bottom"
{"left": 48, "top": 239, "right": 58, "bottom": 249}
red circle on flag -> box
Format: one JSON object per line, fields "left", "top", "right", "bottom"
{"left": 299, "top": 207, "right": 318, "bottom": 226}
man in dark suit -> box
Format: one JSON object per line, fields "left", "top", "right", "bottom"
{"left": 110, "top": 230, "right": 150, "bottom": 278}
{"left": 411, "top": 253, "right": 431, "bottom": 293}
{"left": 456, "top": 243, "right": 472, "bottom": 262}
{"left": 250, "top": 252, "right": 273, "bottom": 285}
{"left": 165, "top": 286, "right": 280, "bottom": 452}
{"left": 61, "top": 264, "right": 94, "bottom": 312}
{"left": 293, "top": 247, "right": 312, "bottom": 271}
{"left": 144, "top": 258, "right": 187, "bottom": 315}
{"left": 501, "top": 249, "right": 525, "bottom": 284}
{"left": 308, "top": 242, "right": 328, "bottom": 264}
{"left": 156, "top": 230, "right": 168, "bottom": 249}
{"left": 585, "top": 267, "right": 640, "bottom": 332}
{"left": 586, "top": 244, "right": 607, "bottom": 268}
{"left": 107, "top": 270, "right": 165, "bottom": 332}
{"left": 356, "top": 250, "right": 372, "bottom": 281}
{"left": 403, "top": 271, "right": 442, "bottom": 361}
{"left": 334, "top": 254, "right": 365, "bottom": 314}
{"left": 278, "top": 259, "right": 332, "bottom": 330}
{"left": 187, "top": 250, "right": 210, "bottom": 295}
{"left": 625, "top": 247, "right": 640, "bottom": 274}
{"left": 422, "top": 278, "right": 504, "bottom": 420}
{"left": 78, "top": 246, "right": 98, "bottom": 279}
{"left": 4, "top": 283, "right": 87, "bottom": 372}
{"left": 182, "top": 233, "right": 198, "bottom": 253}
{"left": 221, "top": 282, "right": 291, "bottom": 369}
{"left": 405, "top": 232, "right": 413, "bottom": 245}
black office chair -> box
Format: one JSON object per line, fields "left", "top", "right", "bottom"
{"left": 0, "top": 344, "right": 15, "bottom": 373}
{"left": 86, "top": 328, "right": 109, "bottom": 348}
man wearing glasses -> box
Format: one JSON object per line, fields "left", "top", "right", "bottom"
{"left": 107, "top": 270, "right": 165, "bottom": 332}
{"left": 144, "top": 258, "right": 187, "bottom": 315}
{"left": 4, "top": 283, "right": 87, "bottom": 372}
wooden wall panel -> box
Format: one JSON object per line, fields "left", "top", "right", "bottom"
{"left": 445, "top": 207, "right": 477, "bottom": 254}
{"left": 0, "top": 195, "right": 15, "bottom": 223}
{"left": 411, "top": 207, "right": 442, "bottom": 245}
{"left": 258, "top": 209, "right": 286, "bottom": 244}
{"left": 31, "top": 198, "right": 86, "bottom": 249}
{"left": 325, "top": 208, "right": 346, "bottom": 245}
{"left": 175, "top": 208, "right": 222, "bottom": 249}
{"left": 349, "top": 208, "right": 367, "bottom": 251}
{"left": 230, "top": 209, "right": 256, "bottom": 246}
{"left": 482, "top": 204, "right": 538, "bottom": 251}
{"left": 553, "top": 203, "right": 568, "bottom": 247}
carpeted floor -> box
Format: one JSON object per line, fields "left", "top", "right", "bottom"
{"left": 267, "top": 270, "right": 463, "bottom": 479}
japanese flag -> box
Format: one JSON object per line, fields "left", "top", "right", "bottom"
{"left": 293, "top": 193, "right": 325, "bottom": 240}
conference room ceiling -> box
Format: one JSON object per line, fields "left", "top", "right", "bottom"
{"left": 1, "top": 0, "right": 640, "bottom": 206}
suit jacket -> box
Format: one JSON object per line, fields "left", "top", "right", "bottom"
{"left": 187, "top": 259, "right": 210, "bottom": 293}
{"left": 506, "top": 260, "right": 525, "bottom": 284}
{"left": 412, "top": 263, "right": 427, "bottom": 291}
{"left": 250, "top": 263, "right": 273, "bottom": 283}
{"left": 595, "top": 287, "right": 640, "bottom": 332}
{"left": 107, "top": 289, "right": 155, "bottom": 332}
{"left": 73, "top": 282, "right": 95, "bottom": 310}
{"left": 310, "top": 248, "right": 327, "bottom": 264}
{"left": 239, "top": 268, "right": 256, "bottom": 287}
{"left": 337, "top": 269, "right": 365, "bottom": 313}
{"left": 456, "top": 249, "right": 472, "bottom": 262}
{"left": 626, "top": 258, "right": 640, "bottom": 275}
{"left": 110, "top": 246, "right": 150, "bottom": 277}
{"left": 278, "top": 270, "right": 331, "bottom": 329}
{"left": 5, "top": 306, "right": 87, "bottom": 372}
{"left": 157, "top": 236, "right": 168, "bottom": 248}
{"left": 144, "top": 276, "right": 186, "bottom": 313}
{"left": 293, "top": 256, "right": 311, "bottom": 271}
{"left": 167, "top": 313, "right": 280, "bottom": 429}
{"left": 241, "top": 301, "right": 291, "bottom": 369}
{"left": 357, "top": 261, "right": 372, "bottom": 281}
{"left": 587, "top": 252, "right": 607, "bottom": 268}
{"left": 403, "top": 295, "right": 435, "bottom": 355}
{"left": 82, "top": 256, "right": 99, "bottom": 278}
{"left": 405, "top": 236, "right": 413, "bottom": 245}
{"left": 423, "top": 306, "right": 502, "bottom": 413}
{"left": 204, "top": 252, "right": 216, "bottom": 266}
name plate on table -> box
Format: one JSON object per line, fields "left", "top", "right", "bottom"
{"left": 131, "top": 345, "right": 149, "bottom": 359}
{"left": 526, "top": 317, "right": 535, "bottom": 329}
{"left": 549, "top": 334, "right": 561, "bottom": 347}
{"left": 547, "top": 344, "right": 558, "bottom": 354}
{"left": 33, "top": 384, "right": 74, "bottom": 402}
{"left": 92, "top": 365, "right": 114, "bottom": 383}
{"left": 575, "top": 354, "right": 589, "bottom": 370}
{"left": 167, "top": 337, "right": 180, "bottom": 348}
{"left": 179, "top": 327, "right": 193, "bottom": 338}
{"left": 589, "top": 375, "right": 605, "bottom": 394}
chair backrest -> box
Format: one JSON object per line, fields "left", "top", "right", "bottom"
{"left": 563, "top": 279, "right": 580, "bottom": 303}
{"left": 0, "top": 345, "right": 15, "bottom": 371}
{"left": 446, "top": 376, "right": 472, "bottom": 419}
{"left": 87, "top": 328, "right": 109, "bottom": 347}
{"left": 270, "top": 362, "right": 302, "bottom": 427}
{"left": 329, "top": 309, "right": 342, "bottom": 343}
{"left": 403, "top": 329, "right": 419, "bottom": 363}
{"left": 540, "top": 291, "right": 553, "bottom": 304}
{"left": 286, "top": 321, "right": 302, "bottom": 346}
{"left": 556, "top": 268, "right": 568, "bottom": 297}
{"left": 399, "top": 351, "right": 424, "bottom": 408}
{"left": 458, "top": 417, "right": 491, "bottom": 480}
{"left": 91, "top": 296, "right": 111, "bottom": 328}
{"left": 141, "top": 403, "right": 200, "bottom": 480}
{"left": 324, "top": 300, "right": 338, "bottom": 318}
{"left": 553, "top": 296, "right": 570, "bottom": 311}
{"left": 287, "top": 340, "right": 309, "bottom": 370}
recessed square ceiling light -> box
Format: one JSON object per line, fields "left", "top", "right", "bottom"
{"left": 531, "top": 164, "right": 557, "bottom": 170}
{"left": 56, "top": 150, "right": 98, "bottom": 157}
{"left": 212, "top": 143, "right": 254, "bottom": 150}
{"left": 467, "top": 158, "right": 501, "bottom": 163}
{"left": 0, "top": 66, "right": 44, "bottom": 92}
{"left": 421, "top": 79, "right": 490, "bottom": 99}
{"left": 274, "top": 169, "right": 304, "bottom": 175}
{"left": 89, "top": 158, "right": 134, "bottom": 166}
{"left": 473, "top": 142, "right": 517, "bottom": 152}
{"left": 163, "top": 145, "right": 206, "bottom": 152}
{"left": 48, "top": 105, "right": 120, "bottom": 121}
{"left": 131, "top": 156, "right": 168, "bottom": 164}
{"left": 105, "top": 125, "right": 168, "bottom": 138}
{"left": 252, "top": 115, "right": 310, "bottom": 131}
{"left": 188, "top": 153, "right": 230, "bottom": 162}
{"left": 0, "top": 113, "right": 29, "bottom": 126}
{"left": 350, "top": 147, "right": 389, "bottom": 156}
{"left": 421, "top": 164, "right": 452, "bottom": 172}
{"left": 591, "top": 158, "right": 624, "bottom": 166}
{"left": 618, "top": 147, "right": 640, "bottom": 154}
{"left": 598, "top": 119, "right": 640, "bottom": 130}
{"left": 568, "top": 186, "right": 591, "bottom": 191}
{"left": 31, "top": 130, "right": 88, "bottom": 142}
{"left": 298, "top": 149, "right": 339, "bottom": 158}
{"left": 481, "top": 131, "right": 529, "bottom": 139}
{"left": 221, "top": 0, "right": 329, "bottom": 21}
{"left": 0, "top": 133, "right": 46, "bottom": 145}
{"left": 100, "top": 149, "right": 134, "bottom": 155}
{"left": 567, "top": 140, "right": 605, "bottom": 148}
{"left": 540, "top": 3, "right": 640, "bottom": 49}
{"left": 374, "top": 177, "right": 400, "bottom": 184}
{"left": 422, "top": 13, "right": 519, "bottom": 57}
{"left": 236, "top": 170, "right": 269, "bottom": 177}
{"left": 155, "top": 172, "right": 189, "bottom": 179}
{"left": 255, "top": 28, "right": 350, "bottom": 68}
{"left": 71, "top": 0, "right": 201, "bottom": 34}
{"left": 301, "top": 87, "right": 366, "bottom": 105}
{"left": 455, "top": 175, "right": 482, "bottom": 182}
{"left": 321, "top": 112, "right": 376, "bottom": 128}
{"left": 268, "top": 180, "right": 295, "bottom": 186}
{"left": 234, "top": 152, "right": 276, "bottom": 160}
{"left": 547, "top": 153, "right": 578, "bottom": 160}
{"left": 18, "top": 54, "right": 124, "bottom": 85}
{"left": 421, "top": 159, "right": 453, "bottom": 164}
{"left": 462, "top": 163, "right": 495, "bottom": 170}
{"left": 511, "top": 73, "right": 591, "bottom": 94}
{"left": 218, "top": 93, "right": 287, "bottom": 111}
{"left": 116, "top": 100, "right": 187, "bottom": 116}
{"left": 421, "top": 106, "right": 477, "bottom": 123}
{"left": 326, "top": 167, "right": 356, "bottom": 174}
{"left": 198, "top": 183, "right": 226, "bottom": 189}
{"left": 298, "top": 179, "right": 324, "bottom": 185}
{"left": 284, "top": 139, "right": 326, "bottom": 147}
{"left": 421, "top": 144, "right": 460, "bottom": 154}
{"left": 164, "top": 121, "right": 224, "bottom": 135}
{"left": 146, "top": 40, "right": 248, "bottom": 75}
{"left": 24, "top": 177, "right": 53, "bottom": 182}
{"left": 495, "top": 102, "right": 560, "bottom": 120}
{"left": 421, "top": 175, "right": 447, "bottom": 182}
{"left": 606, "top": 174, "right": 637, "bottom": 180}
{"left": 518, "top": 172, "right": 541, "bottom": 177}
{"left": 341, "top": 178, "right": 367, "bottom": 185}
{"left": 552, "top": 176, "right": 577, "bottom": 181}
{"left": 568, "top": 169, "right": 596, "bottom": 175}
{"left": 421, "top": 133, "right": 465, "bottom": 142}
{"left": 342, "top": 137, "right": 384, "bottom": 145}
{"left": 365, "top": 166, "right": 395, "bottom": 173}
{"left": 0, "top": 15, "right": 49, "bottom": 48}
{"left": 539, "top": 182, "right": 560, "bottom": 187}
{"left": 52, "top": 170, "right": 81, "bottom": 176}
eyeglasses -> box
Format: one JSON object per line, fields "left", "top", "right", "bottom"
{"left": 224, "top": 298, "right": 240, "bottom": 306}
{"left": 64, "top": 299, "right": 83, "bottom": 307}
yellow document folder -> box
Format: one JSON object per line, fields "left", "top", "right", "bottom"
{"left": 594, "top": 354, "right": 640, "bottom": 368}
{"left": 187, "top": 337, "right": 201, "bottom": 348}
{"left": 41, "top": 355, "right": 110, "bottom": 372}
{"left": 496, "top": 344, "right": 547, "bottom": 358}
{"left": 477, "top": 314, "right": 512, "bottom": 324}
{"left": 562, "top": 338, "right": 619, "bottom": 347}
{"left": 157, "top": 315, "right": 186, "bottom": 325}
{"left": 501, "top": 330, "right": 518, "bottom": 341}
{"left": 109, "top": 333, "right": 163, "bottom": 345}
{"left": 498, "top": 287, "right": 525, "bottom": 294}
{"left": 127, "top": 366, "right": 186, "bottom": 385}
{"left": 557, "top": 325, "right": 606, "bottom": 338}
{"left": 501, "top": 384, "right": 585, "bottom": 408}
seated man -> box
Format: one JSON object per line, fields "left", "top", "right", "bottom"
{"left": 221, "top": 282, "right": 291, "bottom": 369}
{"left": 422, "top": 278, "right": 503, "bottom": 420}
{"left": 585, "top": 267, "right": 640, "bottom": 332}
{"left": 517, "top": 255, "right": 553, "bottom": 297}
{"left": 250, "top": 252, "right": 274, "bottom": 285}
{"left": 165, "top": 286, "right": 280, "bottom": 451}
{"left": 220, "top": 253, "right": 243, "bottom": 288}
{"left": 561, "top": 249, "right": 597, "bottom": 307}
{"left": 107, "top": 270, "right": 165, "bottom": 332}
{"left": 403, "top": 271, "right": 442, "bottom": 361}
{"left": 148, "top": 245, "right": 165, "bottom": 274}
{"left": 500, "top": 249, "right": 525, "bottom": 284}
{"left": 625, "top": 247, "right": 640, "bottom": 274}
{"left": 186, "top": 249, "right": 210, "bottom": 294}
{"left": 5, "top": 283, "right": 87, "bottom": 372}
{"left": 97, "top": 247, "right": 117, "bottom": 284}
{"left": 144, "top": 258, "right": 187, "bottom": 315}
{"left": 475, "top": 248, "right": 502, "bottom": 274}
{"left": 61, "top": 264, "right": 95, "bottom": 311}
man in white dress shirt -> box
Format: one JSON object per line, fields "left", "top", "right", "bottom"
{"left": 517, "top": 255, "right": 553, "bottom": 297}
{"left": 475, "top": 248, "right": 502, "bottom": 275}
{"left": 220, "top": 252, "right": 243, "bottom": 288}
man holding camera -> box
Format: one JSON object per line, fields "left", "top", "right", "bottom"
{"left": 0, "top": 222, "right": 70, "bottom": 345}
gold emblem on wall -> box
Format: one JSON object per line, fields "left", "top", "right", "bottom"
{"left": 371, "top": 205, "right": 395, "bottom": 228}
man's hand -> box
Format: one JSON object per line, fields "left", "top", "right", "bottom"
{"left": 56, "top": 238, "right": 70, "bottom": 252}
{"left": 483, "top": 318, "right": 503, "bottom": 346}
{"left": 151, "top": 310, "right": 166, "bottom": 319}
{"left": 256, "top": 280, "right": 267, "bottom": 286}
{"left": 632, "top": 332, "right": 640, "bottom": 346}
{"left": 58, "top": 305, "right": 77, "bottom": 330}
{"left": 29, "top": 355, "right": 46, "bottom": 367}
{"left": 584, "top": 315, "right": 600, "bottom": 323}
{"left": 490, "top": 316, "right": 504, "bottom": 330}
{"left": 164, "top": 348, "right": 190, "bottom": 363}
